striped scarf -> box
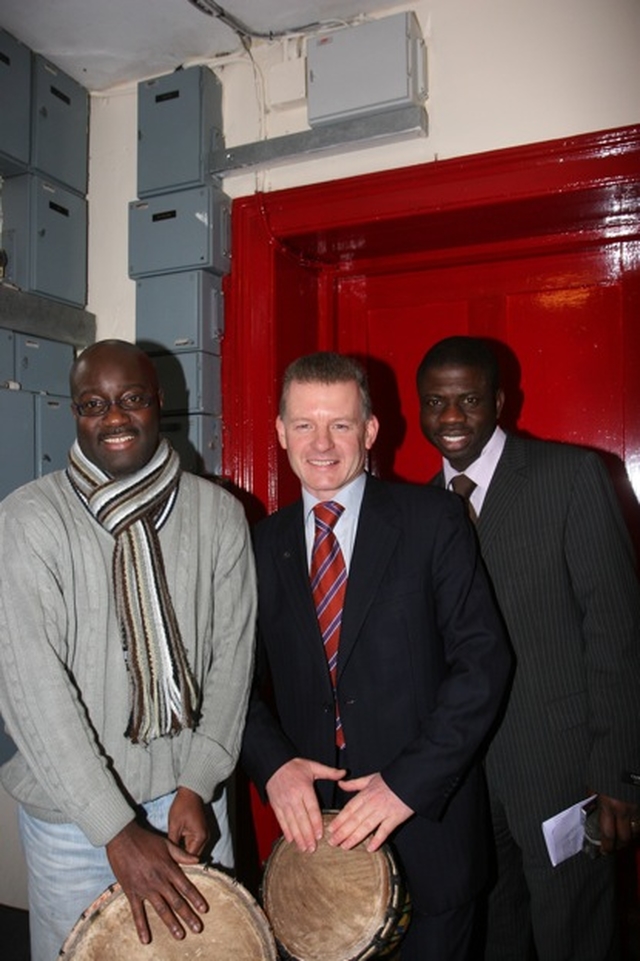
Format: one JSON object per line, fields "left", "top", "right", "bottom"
{"left": 67, "top": 438, "right": 198, "bottom": 745}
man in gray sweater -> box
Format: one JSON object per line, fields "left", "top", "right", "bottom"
{"left": 0, "top": 340, "right": 257, "bottom": 961}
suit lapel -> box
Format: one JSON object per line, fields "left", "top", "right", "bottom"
{"left": 339, "top": 477, "right": 401, "bottom": 677}
{"left": 431, "top": 435, "right": 528, "bottom": 551}
{"left": 477, "top": 434, "right": 528, "bottom": 551}
{"left": 270, "top": 503, "right": 324, "bottom": 654}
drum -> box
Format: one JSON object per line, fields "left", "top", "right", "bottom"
{"left": 59, "top": 863, "right": 278, "bottom": 960}
{"left": 262, "top": 811, "right": 411, "bottom": 961}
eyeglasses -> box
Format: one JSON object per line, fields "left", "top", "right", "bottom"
{"left": 73, "top": 393, "right": 157, "bottom": 418}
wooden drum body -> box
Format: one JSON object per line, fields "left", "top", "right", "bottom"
{"left": 262, "top": 811, "right": 410, "bottom": 961}
{"left": 59, "top": 864, "right": 277, "bottom": 960}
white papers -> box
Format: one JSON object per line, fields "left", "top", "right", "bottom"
{"left": 541, "top": 794, "right": 597, "bottom": 867}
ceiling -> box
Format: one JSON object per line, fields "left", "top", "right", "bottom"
{"left": 0, "top": 0, "right": 409, "bottom": 92}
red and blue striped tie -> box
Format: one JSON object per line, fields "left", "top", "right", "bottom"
{"left": 311, "top": 501, "right": 347, "bottom": 748}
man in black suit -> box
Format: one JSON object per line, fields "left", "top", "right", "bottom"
{"left": 241, "top": 352, "right": 511, "bottom": 960}
{"left": 416, "top": 336, "right": 640, "bottom": 961}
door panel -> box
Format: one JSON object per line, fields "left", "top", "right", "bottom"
{"left": 351, "top": 244, "right": 636, "bottom": 540}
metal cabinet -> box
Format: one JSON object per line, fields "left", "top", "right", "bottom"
{"left": 138, "top": 65, "right": 223, "bottom": 198}
{"left": 136, "top": 271, "right": 224, "bottom": 355}
{"left": 128, "top": 185, "right": 230, "bottom": 279}
{"left": 151, "top": 350, "right": 220, "bottom": 415}
{"left": 2, "top": 174, "right": 87, "bottom": 308}
{"left": 0, "top": 28, "right": 31, "bottom": 176}
{"left": 160, "top": 412, "right": 222, "bottom": 476}
{"left": 31, "top": 54, "right": 89, "bottom": 194}
{"left": 35, "top": 393, "right": 74, "bottom": 476}
{"left": 0, "top": 388, "right": 35, "bottom": 500}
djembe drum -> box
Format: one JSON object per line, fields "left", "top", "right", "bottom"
{"left": 262, "top": 811, "right": 411, "bottom": 961}
{"left": 58, "top": 863, "right": 278, "bottom": 960}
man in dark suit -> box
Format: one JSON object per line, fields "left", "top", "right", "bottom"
{"left": 241, "top": 352, "right": 511, "bottom": 960}
{"left": 416, "top": 336, "right": 640, "bottom": 961}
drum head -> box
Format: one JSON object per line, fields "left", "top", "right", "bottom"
{"left": 59, "top": 864, "right": 277, "bottom": 960}
{"left": 262, "top": 812, "right": 402, "bottom": 961}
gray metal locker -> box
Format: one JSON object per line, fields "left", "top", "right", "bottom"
{"left": 0, "top": 28, "right": 31, "bottom": 176}
{"left": 152, "top": 350, "right": 220, "bottom": 415}
{"left": 31, "top": 54, "right": 89, "bottom": 194}
{"left": 160, "top": 413, "right": 222, "bottom": 476}
{"left": 136, "top": 271, "right": 224, "bottom": 355}
{"left": 15, "top": 333, "right": 74, "bottom": 395}
{"left": 2, "top": 174, "right": 88, "bottom": 308}
{"left": 0, "top": 328, "right": 16, "bottom": 385}
{"left": 138, "top": 65, "right": 223, "bottom": 198}
{"left": 0, "top": 388, "right": 35, "bottom": 500}
{"left": 128, "top": 185, "right": 230, "bottom": 278}
{"left": 35, "top": 393, "right": 75, "bottom": 476}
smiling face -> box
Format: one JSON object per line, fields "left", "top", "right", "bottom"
{"left": 417, "top": 363, "right": 504, "bottom": 472}
{"left": 71, "top": 342, "right": 162, "bottom": 478}
{"left": 276, "top": 378, "right": 379, "bottom": 501}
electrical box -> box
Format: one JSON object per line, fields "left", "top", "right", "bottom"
{"left": 151, "top": 350, "right": 220, "bottom": 415}
{"left": 0, "top": 388, "right": 35, "bottom": 499}
{"left": 15, "top": 333, "right": 74, "bottom": 395}
{"left": 136, "top": 271, "right": 224, "bottom": 355}
{"left": 138, "top": 65, "right": 223, "bottom": 197}
{"left": 31, "top": 54, "right": 89, "bottom": 194}
{"left": 2, "top": 174, "right": 87, "bottom": 308}
{"left": 0, "top": 29, "right": 31, "bottom": 176}
{"left": 307, "top": 13, "right": 427, "bottom": 127}
{"left": 160, "top": 412, "right": 222, "bottom": 476}
{"left": 35, "top": 393, "right": 75, "bottom": 476}
{"left": 128, "top": 185, "right": 231, "bottom": 279}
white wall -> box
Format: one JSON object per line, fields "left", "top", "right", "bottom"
{"left": 87, "top": 0, "right": 640, "bottom": 341}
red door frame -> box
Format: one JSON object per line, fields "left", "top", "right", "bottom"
{"left": 222, "top": 124, "right": 640, "bottom": 516}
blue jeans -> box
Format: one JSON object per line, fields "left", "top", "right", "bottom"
{"left": 19, "top": 788, "right": 231, "bottom": 961}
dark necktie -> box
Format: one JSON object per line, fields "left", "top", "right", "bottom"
{"left": 451, "top": 474, "right": 478, "bottom": 524}
{"left": 310, "top": 501, "right": 347, "bottom": 748}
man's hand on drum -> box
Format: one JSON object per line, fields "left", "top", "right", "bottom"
{"left": 266, "top": 757, "right": 346, "bottom": 853}
{"left": 106, "top": 816, "right": 209, "bottom": 945}
{"left": 327, "top": 773, "right": 414, "bottom": 853}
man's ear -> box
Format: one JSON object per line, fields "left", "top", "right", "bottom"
{"left": 275, "top": 415, "right": 287, "bottom": 450}
{"left": 496, "top": 389, "right": 505, "bottom": 420}
{"left": 365, "top": 415, "right": 380, "bottom": 450}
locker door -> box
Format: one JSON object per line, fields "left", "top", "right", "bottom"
{"left": 0, "top": 328, "right": 15, "bottom": 385}
{"left": 0, "top": 388, "right": 35, "bottom": 499}
{"left": 35, "top": 393, "right": 74, "bottom": 476}
{"left": 15, "top": 333, "right": 74, "bottom": 395}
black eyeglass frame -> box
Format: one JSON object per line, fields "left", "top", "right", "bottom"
{"left": 72, "top": 393, "right": 157, "bottom": 418}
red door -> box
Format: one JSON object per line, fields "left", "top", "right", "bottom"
{"left": 223, "top": 125, "right": 640, "bottom": 881}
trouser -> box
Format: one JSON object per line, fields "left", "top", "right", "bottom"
{"left": 19, "top": 788, "right": 231, "bottom": 961}
{"left": 483, "top": 792, "right": 618, "bottom": 961}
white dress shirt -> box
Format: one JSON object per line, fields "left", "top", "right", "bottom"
{"left": 443, "top": 426, "right": 506, "bottom": 517}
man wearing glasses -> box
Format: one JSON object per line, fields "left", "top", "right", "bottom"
{"left": 0, "top": 340, "right": 257, "bottom": 961}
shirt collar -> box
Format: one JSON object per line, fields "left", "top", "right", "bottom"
{"left": 443, "top": 426, "right": 506, "bottom": 491}
{"left": 303, "top": 471, "right": 367, "bottom": 522}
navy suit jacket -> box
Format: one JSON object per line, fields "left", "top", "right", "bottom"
{"left": 241, "top": 475, "right": 511, "bottom": 912}
{"left": 435, "top": 434, "right": 640, "bottom": 853}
